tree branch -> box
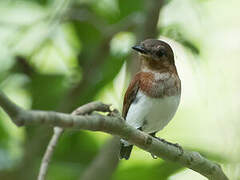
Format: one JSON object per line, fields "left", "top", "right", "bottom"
{"left": 39, "top": 6, "right": 141, "bottom": 180}
{"left": 37, "top": 102, "right": 111, "bottom": 180}
{"left": 0, "top": 91, "right": 228, "bottom": 180}
{"left": 37, "top": 127, "right": 63, "bottom": 180}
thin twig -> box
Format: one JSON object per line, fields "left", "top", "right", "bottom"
{"left": 37, "top": 127, "right": 64, "bottom": 180}
{"left": 37, "top": 101, "right": 111, "bottom": 180}
{"left": 39, "top": 8, "right": 140, "bottom": 180}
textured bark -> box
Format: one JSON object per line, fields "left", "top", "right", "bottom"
{"left": 38, "top": 102, "right": 111, "bottom": 180}
{"left": 0, "top": 91, "right": 229, "bottom": 180}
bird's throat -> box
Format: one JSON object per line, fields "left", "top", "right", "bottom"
{"left": 141, "top": 58, "right": 176, "bottom": 74}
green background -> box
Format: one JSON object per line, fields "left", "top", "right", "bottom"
{"left": 0, "top": 0, "right": 239, "bottom": 179}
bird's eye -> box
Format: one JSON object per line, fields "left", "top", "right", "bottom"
{"left": 156, "top": 49, "right": 166, "bottom": 57}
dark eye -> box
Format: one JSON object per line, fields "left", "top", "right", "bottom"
{"left": 156, "top": 49, "right": 166, "bottom": 57}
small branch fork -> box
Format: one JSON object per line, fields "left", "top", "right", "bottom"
{"left": 0, "top": 91, "right": 228, "bottom": 180}
{"left": 38, "top": 102, "right": 112, "bottom": 180}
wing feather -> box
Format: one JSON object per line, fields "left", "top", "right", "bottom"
{"left": 122, "top": 73, "right": 141, "bottom": 119}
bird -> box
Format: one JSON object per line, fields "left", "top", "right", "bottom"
{"left": 119, "top": 39, "right": 181, "bottom": 160}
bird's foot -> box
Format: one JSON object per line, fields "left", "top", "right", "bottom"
{"left": 108, "top": 108, "right": 125, "bottom": 122}
{"left": 154, "top": 137, "right": 183, "bottom": 155}
{"left": 172, "top": 143, "right": 184, "bottom": 155}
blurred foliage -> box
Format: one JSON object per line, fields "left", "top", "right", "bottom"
{"left": 113, "top": 161, "right": 183, "bottom": 180}
{"left": 160, "top": 24, "right": 200, "bottom": 55}
{"left": 0, "top": 0, "right": 237, "bottom": 179}
{"left": 0, "top": 116, "right": 9, "bottom": 148}
{"left": 29, "top": 74, "right": 67, "bottom": 110}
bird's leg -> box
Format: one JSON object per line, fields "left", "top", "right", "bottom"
{"left": 149, "top": 132, "right": 183, "bottom": 155}
{"left": 138, "top": 128, "right": 157, "bottom": 159}
{"left": 146, "top": 132, "right": 158, "bottom": 159}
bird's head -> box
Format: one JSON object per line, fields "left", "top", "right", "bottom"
{"left": 132, "top": 39, "right": 175, "bottom": 68}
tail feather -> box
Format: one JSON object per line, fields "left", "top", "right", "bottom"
{"left": 119, "top": 143, "right": 133, "bottom": 160}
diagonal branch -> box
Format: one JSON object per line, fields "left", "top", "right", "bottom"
{"left": 0, "top": 91, "right": 228, "bottom": 180}
{"left": 37, "top": 101, "right": 111, "bottom": 180}
{"left": 37, "top": 127, "right": 64, "bottom": 180}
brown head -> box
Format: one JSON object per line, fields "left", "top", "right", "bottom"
{"left": 132, "top": 39, "right": 175, "bottom": 70}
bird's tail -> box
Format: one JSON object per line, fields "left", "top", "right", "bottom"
{"left": 119, "top": 139, "right": 133, "bottom": 160}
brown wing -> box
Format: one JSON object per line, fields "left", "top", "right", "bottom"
{"left": 122, "top": 73, "right": 141, "bottom": 119}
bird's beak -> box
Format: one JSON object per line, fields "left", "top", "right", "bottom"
{"left": 132, "top": 45, "right": 147, "bottom": 54}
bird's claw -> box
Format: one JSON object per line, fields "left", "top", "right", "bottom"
{"left": 155, "top": 137, "right": 183, "bottom": 155}
{"left": 174, "top": 143, "right": 184, "bottom": 155}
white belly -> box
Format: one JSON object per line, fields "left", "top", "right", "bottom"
{"left": 125, "top": 91, "right": 180, "bottom": 133}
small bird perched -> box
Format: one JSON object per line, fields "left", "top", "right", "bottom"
{"left": 120, "top": 39, "right": 181, "bottom": 160}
